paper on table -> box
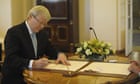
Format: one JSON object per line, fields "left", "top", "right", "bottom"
{"left": 44, "top": 61, "right": 89, "bottom": 71}
{"left": 80, "top": 62, "right": 130, "bottom": 75}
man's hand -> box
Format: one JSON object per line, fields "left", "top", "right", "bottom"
{"left": 128, "top": 61, "right": 140, "bottom": 74}
{"left": 32, "top": 57, "right": 49, "bottom": 68}
{"left": 56, "top": 53, "right": 70, "bottom": 65}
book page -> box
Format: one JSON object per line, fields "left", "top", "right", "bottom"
{"left": 80, "top": 62, "right": 130, "bottom": 75}
{"left": 44, "top": 60, "right": 89, "bottom": 71}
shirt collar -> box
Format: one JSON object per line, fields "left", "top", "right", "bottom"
{"left": 25, "top": 21, "right": 33, "bottom": 35}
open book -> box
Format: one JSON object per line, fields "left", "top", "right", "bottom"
{"left": 44, "top": 60, "right": 130, "bottom": 77}
{"left": 80, "top": 62, "right": 130, "bottom": 76}
{"left": 44, "top": 60, "right": 89, "bottom": 71}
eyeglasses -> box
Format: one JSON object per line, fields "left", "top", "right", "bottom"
{"left": 32, "top": 15, "right": 47, "bottom": 27}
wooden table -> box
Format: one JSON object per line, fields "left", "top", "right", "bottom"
{"left": 23, "top": 56, "right": 139, "bottom": 84}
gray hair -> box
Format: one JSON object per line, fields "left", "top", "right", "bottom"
{"left": 27, "top": 5, "right": 51, "bottom": 22}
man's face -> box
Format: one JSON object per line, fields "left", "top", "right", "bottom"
{"left": 31, "top": 15, "right": 47, "bottom": 32}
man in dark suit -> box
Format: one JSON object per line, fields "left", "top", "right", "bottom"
{"left": 128, "top": 61, "right": 140, "bottom": 84}
{"left": 1, "top": 5, "right": 69, "bottom": 84}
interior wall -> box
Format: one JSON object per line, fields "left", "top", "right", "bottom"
{"left": 11, "top": 0, "right": 24, "bottom": 25}
{"left": 0, "top": 0, "right": 34, "bottom": 50}
{"left": 12, "top": 0, "right": 34, "bottom": 25}
{"left": 97, "top": 0, "right": 117, "bottom": 49}
{"left": 79, "top": 0, "right": 88, "bottom": 41}
{"left": 0, "top": 0, "right": 12, "bottom": 50}
{"left": 117, "top": 0, "right": 126, "bottom": 50}
{"left": 89, "top": 0, "right": 118, "bottom": 50}
{"left": 79, "top": 0, "right": 124, "bottom": 50}
{"left": 0, "top": 0, "right": 11, "bottom": 39}
{"left": 22, "top": 0, "right": 35, "bottom": 19}
{"left": 89, "top": 0, "right": 126, "bottom": 51}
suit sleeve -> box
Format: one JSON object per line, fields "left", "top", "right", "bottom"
{"left": 4, "top": 29, "right": 29, "bottom": 71}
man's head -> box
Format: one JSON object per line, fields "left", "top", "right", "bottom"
{"left": 27, "top": 5, "right": 51, "bottom": 32}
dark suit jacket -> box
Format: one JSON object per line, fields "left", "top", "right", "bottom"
{"left": 1, "top": 22, "right": 58, "bottom": 84}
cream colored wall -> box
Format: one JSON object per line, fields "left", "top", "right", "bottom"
{"left": 117, "top": 0, "right": 126, "bottom": 50}
{"left": 0, "top": 0, "right": 12, "bottom": 50}
{"left": 11, "top": 0, "right": 24, "bottom": 25}
{"left": 79, "top": 0, "right": 125, "bottom": 50}
{"left": 12, "top": 0, "right": 34, "bottom": 25}
{"left": 79, "top": 0, "right": 89, "bottom": 41}
{"left": 91, "top": 0, "right": 118, "bottom": 49}
{"left": 79, "top": 0, "right": 92, "bottom": 42}
{"left": 0, "top": 0, "right": 11, "bottom": 38}
{"left": 22, "top": 0, "right": 35, "bottom": 19}
{"left": 0, "top": 0, "right": 34, "bottom": 50}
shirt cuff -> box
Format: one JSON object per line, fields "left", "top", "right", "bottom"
{"left": 28, "top": 60, "right": 34, "bottom": 68}
{"left": 138, "top": 72, "right": 140, "bottom": 77}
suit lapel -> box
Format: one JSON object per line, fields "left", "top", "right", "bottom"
{"left": 22, "top": 23, "right": 37, "bottom": 58}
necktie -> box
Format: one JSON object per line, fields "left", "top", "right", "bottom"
{"left": 31, "top": 33, "right": 37, "bottom": 57}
